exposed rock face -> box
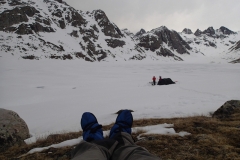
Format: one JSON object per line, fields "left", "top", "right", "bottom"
{"left": 70, "top": 30, "right": 79, "bottom": 37}
{"left": 105, "top": 39, "right": 126, "bottom": 48}
{"left": 136, "top": 26, "right": 191, "bottom": 60}
{"left": 141, "top": 26, "right": 191, "bottom": 54}
{"left": 208, "top": 41, "right": 216, "bottom": 48}
{"left": 229, "top": 58, "right": 240, "bottom": 64}
{"left": 122, "top": 28, "right": 134, "bottom": 37}
{"left": 93, "top": 10, "right": 123, "bottom": 38}
{"left": 0, "top": 108, "right": 30, "bottom": 151}
{"left": 55, "top": 0, "right": 63, "bottom": 3}
{"left": 65, "top": 8, "right": 86, "bottom": 27}
{"left": 135, "top": 29, "right": 146, "bottom": 37}
{"left": 156, "top": 47, "right": 183, "bottom": 61}
{"left": 0, "top": 6, "right": 37, "bottom": 30}
{"left": 212, "top": 100, "right": 240, "bottom": 119}
{"left": 219, "top": 26, "right": 236, "bottom": 35}
{"left": 229, "top": 40, "right": 240, "bottom": 52}
{"left": 138, "top": 34, "right": 161, "bottom": 52}
{"left": 194, "top": 29, "right": 202, "bottom": 36}
{"left": 182, "top": 28, "right": 193, "bottom": 34}
{"left": 0, "top": 4, "right": 56, "bottom": 34}
{"left": 202, "top": 27, "right": 215, "bottom": 36}
{"left": 167, "top": 30, "right": 191, "bottom": 54}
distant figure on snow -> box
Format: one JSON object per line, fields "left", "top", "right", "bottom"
{"left": 152, "top": 76, "right": 156, "bottom": 85}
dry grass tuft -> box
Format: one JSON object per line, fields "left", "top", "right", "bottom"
{"left": 0, "top": 114, "right": 239, "bottom": 160}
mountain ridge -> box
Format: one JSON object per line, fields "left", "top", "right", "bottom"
{"left": 0, "top": 0, "right": 239, "bottom": 63}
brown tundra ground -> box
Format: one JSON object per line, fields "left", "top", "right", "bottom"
{"left": 1, "top": 112, "right": 240, "bottom": 160}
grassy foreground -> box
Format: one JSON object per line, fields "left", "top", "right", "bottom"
{"left": 0, "top": 113, "right": 240, "bottom": 160}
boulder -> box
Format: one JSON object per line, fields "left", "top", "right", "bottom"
{"left": 0, "top": 108, "right": 30, "bottom": 151}
{"left": 212, "top": 100, "right": 240, "bottom": 119}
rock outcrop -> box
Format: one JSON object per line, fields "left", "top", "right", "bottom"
{"left": 182, "top": 28, "right": 193, "bottom": 34}
{"left": 93, "top": 10, "right": 123, "bottom": 38}
{"left": 135, "top": 29, "right": 146, "bottom": 37}
{"left": 229, "top": 40, "right": 240, "bottom": 52}
{"left": 0, "top": 108, "right": 30, "bottom": 151}
{"left": 194, "top": 29, "right": 202, "bottom": 36}
{"left": 202, "top": 27, "right": 215, "bottom": 37}
{"left": 229, "top": 58, "right": 240, "bottom": 64}
{"left": 219, "top": 26, "right": 236, "bottom": 35}
{"left": 138, "top": 26, "right": 191, "bottom": 55}
{"left": 212, "top": 100, "right": 240, "bottom": 119}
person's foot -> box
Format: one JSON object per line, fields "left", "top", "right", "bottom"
{"left": 81, "top": 112, "right": 104, "bottom": 141}
{"left": 109, "top": 110, "right": 133, "bottom": 138}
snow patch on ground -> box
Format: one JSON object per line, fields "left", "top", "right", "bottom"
{"left": 23, "top": 124, "right": 189, "bottom": 157}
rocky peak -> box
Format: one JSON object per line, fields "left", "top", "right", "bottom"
{"left": 219, "top": 26, "right": 236, "bottom": 35}
{"left": 135, "top": 29, "right": 146, "bottom": 37}
{"left": 194, "top": 29, "right": 202, "bottom": 36}
{"left": 138, "top": 25, "right": 191, "bottom": 55}
{"left": 150, "top": 26, "right": 168, "bottom": 33}
{"left": 202, "top": 27, "right": 215, "bottom": 36}
{"left": 122, "top": 28, "right": 134, "bottom": 37}
{"left": 54, "top": 0, "right": 62, "bottom": 3}
{"left": 182, "top": 28, "right": 193, "bottom": 34}
{"left": 93, "top": 9, "right": 123, "bottom": 38}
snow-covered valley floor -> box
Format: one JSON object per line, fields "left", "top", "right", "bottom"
{"left": 1, "top": 59, "right": 240, "bottom": 140}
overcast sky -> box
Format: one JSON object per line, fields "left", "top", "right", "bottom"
{"left": 67, "top": 0, "right": 240, "bottom": 34}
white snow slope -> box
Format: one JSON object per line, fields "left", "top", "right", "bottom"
{"left": 1, "top": 58, "right": 240, "bottom": 142}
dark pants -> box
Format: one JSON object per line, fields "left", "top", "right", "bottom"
{"left": 71, "top": 132, "right": 160, "bottom": 160}
{"left": 153, "top": 80, "right": 156, "bottom": 85}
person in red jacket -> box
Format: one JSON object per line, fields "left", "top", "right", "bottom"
{"left": 152, "top": 76, "right": 156, "bottom": 85}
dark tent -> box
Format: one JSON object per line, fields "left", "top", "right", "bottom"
{"left": 157, "top": 78, "right": 175, "bottom": 85}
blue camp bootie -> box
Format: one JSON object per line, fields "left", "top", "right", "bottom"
{"left": 109, "top": 110, "right": 133, "bottom": 138}
{"left": 81, "top": 112, "right": 104, "bottom": 141}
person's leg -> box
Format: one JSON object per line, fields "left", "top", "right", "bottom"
{"left": 72, "top": 112, "right": 115, "bottom": 160}
{"left": 71, "top": 140, "right": 110, "bottom": 160}
{"left": 109, "top": 110, "right": 161, "bottom": 160}
{"left": 111, "top": 132, "right": 160, "bottom": 160}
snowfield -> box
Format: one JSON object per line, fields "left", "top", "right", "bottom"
{"left": 0, "top": 58, "right": 240, "bottom": 141}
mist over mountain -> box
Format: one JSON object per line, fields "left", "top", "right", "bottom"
{"left": 0, "top": 0, "right": 239, "bottom": 63}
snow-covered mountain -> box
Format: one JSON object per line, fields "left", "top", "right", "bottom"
{"left": 0, "top": 0, "right": 240, "bottom": 63}
{"left": 0, "top": 0, "right": 145, "bottom": 61}
{"left": 179, "top": 27, "right": 240, "bottom": 62}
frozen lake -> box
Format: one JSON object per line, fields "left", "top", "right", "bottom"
{"left": 1, "top": 59, "right": 240, "bottom": 138}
